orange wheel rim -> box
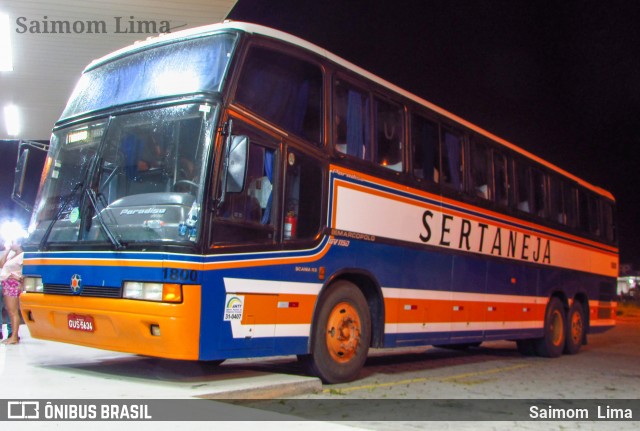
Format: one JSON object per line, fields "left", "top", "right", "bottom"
{"left": 570, "top": 311, "right": 583, "bottom": 344}
{"left": 325, "top": 301, "right": 361, "bottom": 363}
{"left": 550, "top": 309, "right": 564, "bottom": 347}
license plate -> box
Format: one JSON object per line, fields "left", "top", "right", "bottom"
{"left": 67, "top": 314, "right": 95, "bottom": 332}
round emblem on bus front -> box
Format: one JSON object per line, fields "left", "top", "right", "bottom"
{"left": 70, "top": 274, "right": 83, "bottom": 295}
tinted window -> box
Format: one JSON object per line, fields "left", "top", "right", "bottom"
{"left": 236, "top": 46, "right": 323, "bottom": 145}
{"left": 374, "top": 98, "right": 403, "bottom": 171}
{"left": 493, "top": 152, "right": 509, "bottom": 206}
{"left": 470, "top": 139, "right": 490, "bottom": 200}
{"left": 63, "top": 34, "right": 237, "bottom": 119}
{"left": 531, "top": 168, "right": 547, "bottom": 217}
{"left": 602, "top": 201, "right": 616, "bottom": 242}
{"left": 549, "top": 175, "right": 564, "bottom": 224}
{"left": 515, "top": 161, "right": 531, "bottom": 213}
{"left": 577, "top": 189, "right": 590, "bottom": 233}
{"left": 563, "top": 184, "right": 577, "bottom": 227}
{"left": 284, "top": 150, "right": 323, "bottom": 241}
{"left": 410, "top": 113, "right": 439, "bottom": 183}
{"left": 334, "top": 80, "right": 370, "bottom": 159}
{"left": 441, "top": 130, "right": 464, "bottom": 191}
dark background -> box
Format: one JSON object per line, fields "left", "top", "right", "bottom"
{"left": 2, "top": 1, "right": 638, "bottom": 267}
{"left": 229, "top": 0, "right": 640, "bottom": 267}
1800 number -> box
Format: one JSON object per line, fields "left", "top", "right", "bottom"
{"left": 162, "top": 268, "right": 199, "bottom": 282}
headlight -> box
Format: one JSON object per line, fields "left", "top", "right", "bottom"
{"left": 123, "top": 282, "right": 182, "bottom": 303}
{"left": 23, "top": 276, "right": 44, "bottom": 293}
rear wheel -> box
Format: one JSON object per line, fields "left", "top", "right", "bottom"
{"left": 564, "top": 302, "right": 585, "bottom": 355}
{"left": 534, "top": 297, "right": 566, "bottom": 357}
{"left": 301, "top": 281, "right": 371, "bottom": 383}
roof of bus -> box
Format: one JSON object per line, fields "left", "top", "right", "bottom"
{"left": 88, "top": 21, "right": 614, "bottom": 201}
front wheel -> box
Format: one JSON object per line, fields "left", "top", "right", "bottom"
{"left": 534, "top": 297, "right": 566, "bottom": 357}
{"left": 301, "top": 281, "right": 371, "bottom": 384}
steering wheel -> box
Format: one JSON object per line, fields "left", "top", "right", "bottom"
{"left": 173, "top": 179, "right": 199, "bottom": 192}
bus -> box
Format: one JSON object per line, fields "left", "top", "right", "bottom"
{"left": 14, "top": 21, "right": 618, "bottom": 384}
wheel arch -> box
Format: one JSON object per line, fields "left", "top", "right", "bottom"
{"left": 549, "top": 290, "right": 570, "bottom": 313}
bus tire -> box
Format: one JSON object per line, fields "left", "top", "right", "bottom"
{"left": 534, "top": 297, "right": 566, "bottom": 358}
{"left": 303, "top": 281, "right": 371, "bottom": 384}
{"left": 564, "top": 302, "right": 585, "bottom": 355}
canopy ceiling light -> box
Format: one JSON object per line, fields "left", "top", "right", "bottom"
{"left": 4, "top": 104, "right": 21, "bottom": 136}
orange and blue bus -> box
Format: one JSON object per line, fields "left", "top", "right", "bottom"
{"left": 15, "top": 21, "right": 617, "bottom": 383}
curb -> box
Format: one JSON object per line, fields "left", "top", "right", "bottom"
{"left": 196, "top": 374, "right": 323, "bottom": 399}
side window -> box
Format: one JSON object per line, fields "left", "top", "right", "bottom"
{"left": 441, "top": 129, "right": 464, "bottom": 191}
{"left": 514, "top": 161, "right": 532, "bottom": 213}
{"left": 410, "top": 113, "right": 439, "bottom": 183}
{"left": 588, "top": 193, "right": 602, "bottom": 236}
{"left": 531, "top": 168, "right": 547, "bottom": 217}
{"left": 493, "top": 152, "right": 509, "bottom": 206}
{"left": 374, "top": 98, "right": 403, "bottom": 171}
{"left": 577, "top": 189, "right": 590, "bottom": 233}
{"left": 284, "top": 149, "right": 323, "bottom": 241}
{"left": 469, "top": 139, "right": 490, "bottom": 200}
{"left": 334, "top": 79, "right": 370, "bottom": 160}
{"left": 549, "top": 175, "right": 564, "bottom": 224}
{"left": 563, "top": 184, "right": 577, "bottom": 228}
{"left": 602, "top": 201, "right": 616, "bottom": 242}
{"left": 235, "top": 46, "right": 323, "bottom": 145}
{"left": 213, "top": 125, "right": 277, "bottom": 245}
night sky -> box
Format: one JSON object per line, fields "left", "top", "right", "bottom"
{"left": 229, "top": 0, "right": 640, "bottom": 267}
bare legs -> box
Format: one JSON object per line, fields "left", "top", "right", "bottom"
{"left": 1, "top": 295, "right": 20, "bottom": 344}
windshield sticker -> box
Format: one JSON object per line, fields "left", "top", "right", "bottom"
{"left": 69, "top": 207, "right": 80, "bottom": 224}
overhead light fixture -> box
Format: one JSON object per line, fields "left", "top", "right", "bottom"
{"left": 0, "top": 13, "right": 13, "bottom": 72}
{"left": 4, "top": 104, "right": 21, "bottom": 136}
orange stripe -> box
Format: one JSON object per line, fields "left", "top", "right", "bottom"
{"left": 384, "top": 297, "right": 546, "bottom": 325}
{"left": 235, "top": 294, "right": 549, "bottom": 327}
{"left": 240, "top": 293, "right": 316, "bottom": 325}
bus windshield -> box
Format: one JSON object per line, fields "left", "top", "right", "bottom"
{"left": 60, "top": 32, "right": 237, "bottom": 120}
{"left": 28, "top": 102, "right": 217, "bottom": 248}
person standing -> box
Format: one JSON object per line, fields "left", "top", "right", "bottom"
{"left": 0, "top": 287, "right": 11, "bottom": 340}
{"left": 0, "top": 239, "right": 23, "bottom": 344}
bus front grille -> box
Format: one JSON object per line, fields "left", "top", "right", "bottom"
{"left": 43, "top": 285, "right": 123, "bottom": 298}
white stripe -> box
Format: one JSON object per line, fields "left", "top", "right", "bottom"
{"left": 223, "top": 278, "right": 322, "bottom": 295}
{"left": 228, "top": 321, "right": 310, "bottom": 339}
{"left": 381, "top": 287, "right": 546, "bottom": 305}
{"left": 386, "top": 320, "right": 544, "bottom": 334}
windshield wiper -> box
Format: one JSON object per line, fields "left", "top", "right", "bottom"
{"left": 84, "top": 187, "right": 123, "bottom": 250}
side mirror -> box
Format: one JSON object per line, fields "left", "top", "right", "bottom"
{"left": 12, "top": 140, "right": 49, "bottom": 213}
{"left": 226, "top": 135, "right": 249, "bottom": 193}
{"left": 217, "top": 128, "right": 249, "bottom": 208}
{"left": 13, "top": 148, "right": 29, "bottom": 202}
